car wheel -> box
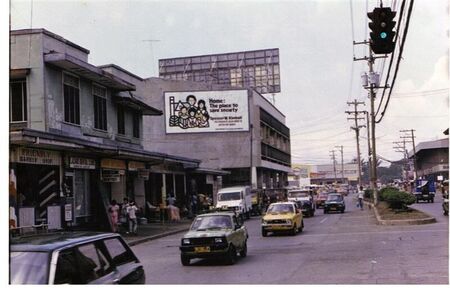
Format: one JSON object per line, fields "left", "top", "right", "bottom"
{"left": 262, "top": 228, "right": 268, "bottom": 237}
{"left": 341, "top": 208, "right": 345, "bottom": 213}
{"left": 180, "top": 254, "right": 190, "bottom": 266}
{"left": 431, "top": 199, "right": 434, "bottom": 203}
{"left": 298, "top": 220, "right": 304, "bottom": 233}
{"left": 324, "top": 209, "right": 328, "bottom": 214}
{"left": 290, "top": 224, "right": 297, "bottom": 236}
{"left": 226, "top": 245, "right": 237, "bottom": 265}
{"left": 240, "top": 241, "right": 247, "bottom": 258}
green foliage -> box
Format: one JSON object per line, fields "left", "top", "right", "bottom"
{"left": 384, "top": 191, "right": 415, "bottom": 210}
{"left": 364, "top": 189, "right": 374, "bottom": 200}
{"left": 379, "top": 186, "right": 399, "bottom": 201}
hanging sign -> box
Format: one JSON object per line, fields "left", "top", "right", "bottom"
{"left": 128, "top": 161, "right": 145, "bottom": 171}
{"left": 138, "top": 168, "right": 150, "bottom": 180}
{"left": 101, "top": 169, "right": 121, "bottom": 182}
{"left": 69, "top": 157, "right": 96, "bottom": 169}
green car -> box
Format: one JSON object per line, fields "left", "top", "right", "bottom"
{"left": 179, "top": 212, "right": 248, "bottom": 266}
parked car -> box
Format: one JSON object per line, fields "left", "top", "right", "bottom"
{"left": 324, "top": 193, "right": 346, "bottom": 214}
{"left": 315, "top": 192, "right": 328, "bottom": 208}
{"left": 179, "top": 212, "right": 248, "bottom": 266}
{"left": 10, "top": 232, "right": 145, "bottom": 284}
{"left": 261, "top": 202, "right": 304, "bottom": 236}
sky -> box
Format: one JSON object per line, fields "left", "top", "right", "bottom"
{"left": 7, "top": 0, "right": 450, "bottom": 166}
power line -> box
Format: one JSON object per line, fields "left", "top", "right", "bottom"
{"left": 374, "top": 0, "right": 407, "bottom": 118}
{"left": 376, "top": 0, "right": 414, "bottom": 123}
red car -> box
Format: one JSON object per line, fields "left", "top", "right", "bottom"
{"left": 315, "top": 192, "right": 328, "bottom": 208}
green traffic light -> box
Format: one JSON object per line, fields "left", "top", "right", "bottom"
{"left": 380, "top": 32, "right": 387, "bottom": 39}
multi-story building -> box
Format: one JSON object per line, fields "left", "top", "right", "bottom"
{"left": 9, "top": 29, "right": 201, "bottom": 230}
{"left": 310, "top": 163, "right": 359, "bottom": 185}
{"left": 140, "top": 77, "right": 292, "bottom": 201}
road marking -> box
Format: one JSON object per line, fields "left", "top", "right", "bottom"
{"left": 319, "top": 217, "right": 328, "bottom": 224}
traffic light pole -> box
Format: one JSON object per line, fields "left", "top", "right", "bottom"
{"left": 368, "top": 50, "right": 379, "bottom": 205}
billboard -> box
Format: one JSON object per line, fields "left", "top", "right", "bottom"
{"left": 164, "top": 90, "right": 249, "bottom": 134}
{"left": 159, "top": 48, "right": 280, "bottom": 94}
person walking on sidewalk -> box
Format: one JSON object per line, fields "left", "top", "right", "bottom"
{"left": 357, "top": 186, "right": 364, "bottom": 210}
{"left": 127, "top": 201, "right": 139, "bottom": 235}
{"left": 108, "top": 200, "right": 120, "bottom": 233}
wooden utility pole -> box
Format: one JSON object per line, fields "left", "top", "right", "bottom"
{"left": 330, "top": 150, "right": 337, "bottom": 183}
{"left": 345, "top": 100, "right": 366, "bottom": 187}
{"left": 335, "top": 145, "right": 345, "bottom": 184}
{"left": 400, "top": 129, "right": 418, "bottom": 179}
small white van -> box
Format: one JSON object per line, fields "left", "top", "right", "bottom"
{"left": 215, "top": 186, "right": 253, "bottom": 219}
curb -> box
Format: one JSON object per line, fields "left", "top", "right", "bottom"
{"left": 365, "top": 201, "right": 436, "bottom": 226}
{"left": 127, "top": 227, "right": 190, "bottom": 247}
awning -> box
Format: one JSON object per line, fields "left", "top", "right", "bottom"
{"left": 113, "top": 92, "right": 163, "bottom": 116}
{"left": 10, "top": 68, "right": 30, "bottom": 79}
{"left": 189, "top": 167, "right": 231, "bottom": 175}
{"left": 44, "top": 53, "right": 135, "bottom": 91}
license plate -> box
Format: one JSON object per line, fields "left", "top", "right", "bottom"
{"left": 423, "top": 195, "right": 428, "bottom": 197}
{"left": 194, "top": 246, "right": 210, "bottom": 253}
{"left": 330, "top": 207, "right": 336, "bottom": 210}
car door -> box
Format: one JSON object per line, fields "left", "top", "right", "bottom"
{"left": 102, "top": 237, "right": 145, "bottom": 284}
{"left": 231, "top": 215, "right": 246, "bottom": 249}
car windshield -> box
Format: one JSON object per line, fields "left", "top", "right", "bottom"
{"left": 10, "top": 251, "right": 50, "bottom": 284}
{"left": 267, "top": 204, "right": 294, "bottom": 214}
{"left": 217, "top": 192, "right": 241, "bottom": 201}
{"left": 190, "top": 215, "right": 233, "bottom": 231}
{"left": 327, "top": 195, "right": 343, "bottom": 201}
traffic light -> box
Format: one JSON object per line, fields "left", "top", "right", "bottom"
{"left": 367, "top": 7, "right": 397, "bottom": 54}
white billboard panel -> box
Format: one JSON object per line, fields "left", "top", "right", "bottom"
{"left": 164, "top": 90, "right": 249, "bottom": 134}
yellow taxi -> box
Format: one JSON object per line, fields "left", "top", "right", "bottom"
{"left": 261, "top": 202, "right": 303, "bottom": 237}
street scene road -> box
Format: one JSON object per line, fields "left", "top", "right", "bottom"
{"left": 132, "top": 193, "right": 448, "bottom": 284}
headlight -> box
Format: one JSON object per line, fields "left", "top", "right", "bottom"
{"left": 182, "top": 238, "right": 190, "bottom": 245}
{"left": 215, "top": 237, "right": 224, "bottom": 243}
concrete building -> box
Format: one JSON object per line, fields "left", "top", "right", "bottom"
{"left": 139, "top": 77, "right": 292, "bottom": 201}
{"left": 409, "top": 138, "right": 449, "bottom": 180}
{"left": 9, "top": 29, "right": 200, "bottom": 230}
{"left": 310, "top": 163, "right": 359, "bottom": 185}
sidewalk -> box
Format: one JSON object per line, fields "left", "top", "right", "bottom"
{"left": 120, "top": 218, "right": 192, "bottom": 246}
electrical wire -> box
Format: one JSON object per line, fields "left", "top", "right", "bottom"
{"left": 374, "top": 0, "right": 407, "bottom": 117}
{"left": 376, "top": 0, "right": 414, "bottom": 123}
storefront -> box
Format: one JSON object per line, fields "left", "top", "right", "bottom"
{"left": 10, "top": 147, "right": 62, "bottom": 229}
{"left": 62, "top": 155, "right": 96, "bottom": 227}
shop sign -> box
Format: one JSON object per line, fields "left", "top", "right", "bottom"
{"left": 14, "top": 147, "right": 61, "bottom": 166}
{"left": 64, "top": 204, "right": 73, "bottom": 222}
{"left": 69, "top": 157, "right": 96, "bottom": 169}
{"left": 128, "top": 161, "right": 145, "bottom": 171}
{"left": 138, "top": 168, "right": 150, "bottom": 180}
{"left": 101, "top": 169, "right": 121, "bottom": 182}
{"left": 101, "top": 158, "right": 126, "bottom": 170}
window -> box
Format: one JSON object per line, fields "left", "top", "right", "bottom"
{"left": 103, "top": 238, "right": 136, "bottom": 266}
{"left": 54, "top": 249, "right": 82, "bottom": 284}
{"left": 93, "top": 85, "right": 107, "bottom": 130}
{"left": 132, "top": 111, "right": 140, "bottom": 138}
{"left": 63, "top": 74, "right": 80, "bottom": 124}
{"left": 117, "top": 105, "right": 125, "bottom": 135}
{"left": 10, "top": 79, "right": 27, "bottom": 122}
{"left": 76, "top": 243, "right": 113, "bottom": 283}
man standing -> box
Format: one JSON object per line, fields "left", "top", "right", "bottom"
{"left": 127, "top": 201, "right": 139, "bottom": 235}
{"left": 357, "top": 186, "right": 364, "bottom": 210}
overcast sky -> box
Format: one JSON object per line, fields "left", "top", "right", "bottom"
{"left": 8, "top": 0, "right": 449, "bottom": 166}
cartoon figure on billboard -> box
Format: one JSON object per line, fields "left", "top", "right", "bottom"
{"left": 168, "top": 95, "right": 209, "bottom": 130}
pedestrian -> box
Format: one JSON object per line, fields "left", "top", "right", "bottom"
{"left": 127, "top": 201, "right": 139, "bottom": 235}
{"left": 120, "top": 197, "right": 130, "bottom": 232}
{"left": 166, "top": 192, "right": 176, "bottom": 206}
{"left": 191, "top": 193, "right": 198, "bottom": 216}
{"left": 108, "top": 200, "right": 120, "bottom": 233}
{"left": 357, "top": 186, "right": 364, "bottom": 210}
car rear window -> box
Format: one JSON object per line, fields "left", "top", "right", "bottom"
{"left": 103, "top": 238, "right": 136, "bottom": 266}
{"left": 10, "top": 251, "right": 49, "bottom": 284}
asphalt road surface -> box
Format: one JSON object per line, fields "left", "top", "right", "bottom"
{"left": 132, "top": 193, "right": 448, "bottom": 284}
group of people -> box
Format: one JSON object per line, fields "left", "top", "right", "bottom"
{"left": 108, "top": 198, "right": 139, "bottom": 235}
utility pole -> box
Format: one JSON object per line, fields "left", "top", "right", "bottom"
{"left": 345, "top": 100, "right": 366, "bottom": 187}
{"left": 334, "top": 145, "right": 345, "bottom": 184}
{"left": 330, "top": 150, "right": 337, "bottom": 184}
{"left": 400, "top": 129, "right": 418, "bottom": 179}
{"left": 364, "top": 110, "right": 371, "bottom": 186}
{"left": 393, "top": 139, "right": 408, "bottom": 181}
